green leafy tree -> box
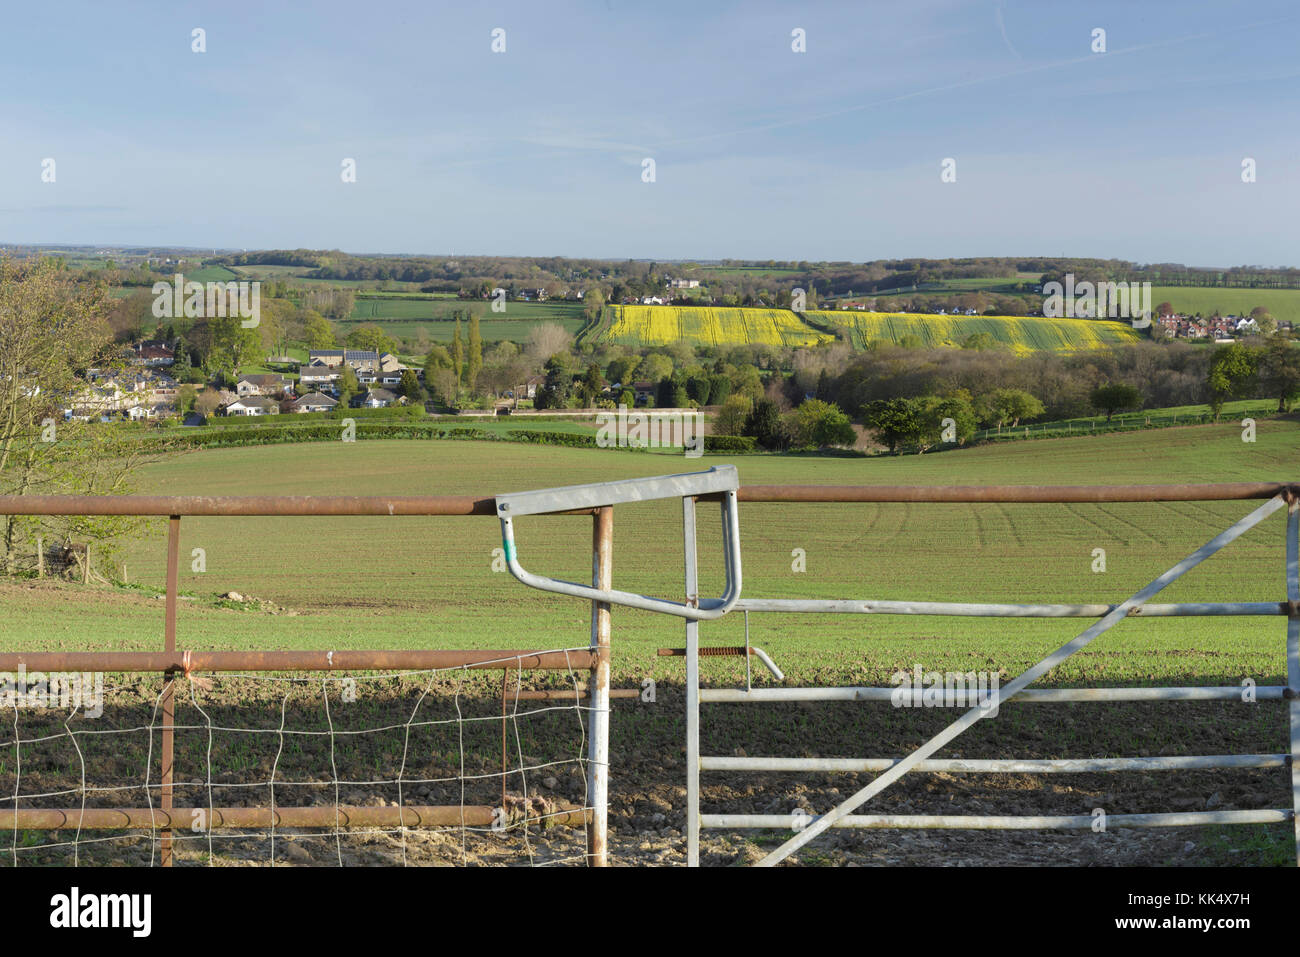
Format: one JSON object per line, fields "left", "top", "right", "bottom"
{"left": 452, "top": 320, "right": 464, "bottom": 384}
{"left": 535, "top": 354, "right": 574, "bottom": 410}
{"left": 582, "top": 363, "right": 604, "bottom": 399}
{"left": 922, "top": 393, "right": 977, "bottom": 447}
{"left": 399, "top": 369, "right": 425, "bottom": 402}
{"left": 1250, "top": 307, "right": 1277, "bottom": 337}
{"left": 743, "top": 398, "right": 787, "bottom": 450}
{"left": 337, "top": 365, "right": 359, "bottom": 407}
{"left": 862, "top": 397, "right": 922, "bottom": 453}
{"left": 793, "top": 399, "right": 856, "bottom": 448}
{"left": 984, "top": 388, "right": 1044, "bottom": 429}
{"left": 467, "top": 314, "right": 483, "bottom": 390}
{"left": 423, "top": 345, "right": 452, "bottom": 373}
{"left": 1206, "top": 343, "right": 1257, "bottom": 422}
{"left": 606, "top": 355, "right": 641, "bottom": 387}
{"left": 638, "top": 353, "right": 673, "bottom": 384}
{"left": 686, "top": 375, "right": 713, "bottom": 406}
{"left": 714, "top": 394, "right": 753, "bottom": 436}
{"left": 1089, "top": 383, "right": 1143, "bottom": 422}
{"left": 657, "top": 375, "right": 688, "bottom": 409}
{"left": 1259, "top": 337, "right": 1300, "bottom": 413}
{"left": 345, "top": 323, "right": 399, "bottom": 356}
{"left": 0, "top": 256, "right": 152, "bottom": 575}
{"left": 301, "top": 310, "right": 336, "bottom": 349}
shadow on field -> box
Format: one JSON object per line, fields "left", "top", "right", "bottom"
{"left": 0, "top": 670, "right": 1294, "bottom": 866}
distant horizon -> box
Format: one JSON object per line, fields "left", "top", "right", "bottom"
{"left": 2, "top": 241, "right": 1295, "bottom": 274}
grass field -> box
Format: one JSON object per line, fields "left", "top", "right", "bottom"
{"left": 810, "top": 311, "right": 1141, "bottom": 353}
{"left": 3, "top": 419, "right": 1294, "bottom": 686}
{"left": 1150, "top": 286, "right": 1300, "bottom": 325}
{"left": 974, "top": 399, "right": 1283, "bottom": 440}
{"left": 344, "top": 296, "right": 586, "bottom": 343}
{"left": 179, "top": 264, "right": 241, "bottom": 283}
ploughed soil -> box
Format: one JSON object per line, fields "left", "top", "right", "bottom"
{"left": 0, "top": 673, "right": 1291, "bottom": 867}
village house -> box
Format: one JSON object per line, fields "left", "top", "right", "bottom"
{"left": 290, "top": 392, "right": 339, "bottom": 414}
{"left": 309, "top": 349, "right": 380, "bottom": 373}
{"left": 520, "top": 374, "right": 545, "bottom": 400}
{"left": 236, "top": 374, "right": 293, "bottom": 398}
{"left": 131, "top": 341, "right": 175, "bottom": 367}
{"left": 224, "top": 396, "right": 280, "bottom": 416}
{"left": 298, "top": 361, "right": 340, "bottom": 391}
{"left": 361, "top": 387, "right": 401, "bottom": 409}
{"left": 632, "top": 380, "right": 656, "bottom": 406}
{"left": 378, "top": 353, "right": 407, "bottom": 373}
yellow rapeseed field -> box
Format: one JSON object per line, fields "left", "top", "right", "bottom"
{"left": 805, "top": 311, "right": 1141, "bottom": 353}
{"left": 594, "top": 305, "right": 1140, "bottom": 353}
{"left": 603, "top": 306, "right": 834, "bottom": 347}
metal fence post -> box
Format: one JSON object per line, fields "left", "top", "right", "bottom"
{"left": 586, "top": 506, "right": 613, "bottom": 866}
{"left": 1285, "top": 495, "right": 1299, "bottom": 866}
{"left": 683, "top": 496, "right": 701, "bottom": 867}
{"left": 160, "top": 515, "right": 180, "bottom": 867}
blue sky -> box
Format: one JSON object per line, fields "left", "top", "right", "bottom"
{"left": 2, "top": 0, "right": 1298, "bottom": 265}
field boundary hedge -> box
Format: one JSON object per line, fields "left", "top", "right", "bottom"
{"left": 133, "top": 422, "right": 758, "bottom": 454}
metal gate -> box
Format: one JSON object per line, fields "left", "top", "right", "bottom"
{"left": 681, "top": 480, "right": 1300, "bottom": 867}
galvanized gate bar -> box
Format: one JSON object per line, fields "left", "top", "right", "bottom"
{"left": 1286, "top": 496, "right": 1300, "bottom": 865}
{"left": 754, "top": 494, "right": 1288, "bottom": 866}
{"left": 701, "top": 754, "right": 1288, "bottom": 773}
{"left": 496, "top": 466, "right": 740, "bottom": 516}
{"left": 736, "top": 483, "right": 1294, "bottom": 503}
{"left": 496, "top": 467, "right": 742, "bottom": 620}
{"left": 734, "top": 598, "right": 1287, "bottom": 618}
{"left": 160, "top": 515, "right": 180, "bottom": 867}
{"left": 683, "top": 495, "right": 702, "bottom": 868}
{"left": 705, "top": 810, "right": 1292, "bottom": 830}
{"left": 699, "top": 686, "right": 1286, "bottom": 703}
{"left": 587, "top": 507, "right": 613, "bottom": 866}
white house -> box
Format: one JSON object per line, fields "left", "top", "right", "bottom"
{"left": 361, "top": 388, "right": 400, "bottom": 409}
{"left": 225, "top": 396, "right": 281, "bottom": 416}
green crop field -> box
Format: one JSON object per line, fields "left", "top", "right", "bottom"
{"left": 3, "top": 420, "right": 1295, "bottom": 686}
{"left": 1151, "top": 286, "right": 1300, "bottom": 325}
{"left": 178, "top": 264, "right": 241, "bottom": 283}
{"left": 344, "top": 296, "right": 586, "bottom": 343}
